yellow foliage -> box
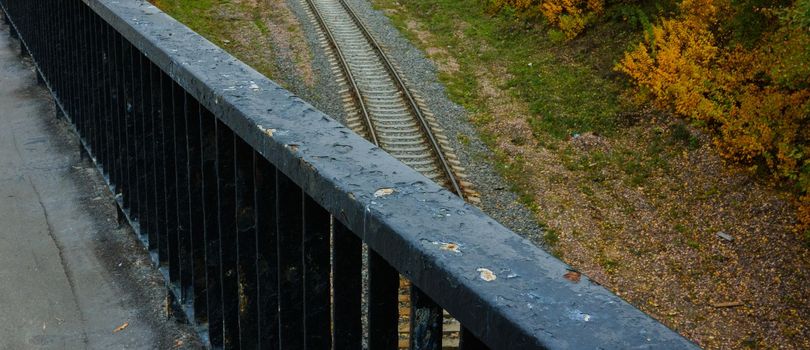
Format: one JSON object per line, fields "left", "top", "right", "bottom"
{"left": 800, "top": 195, "right": 810, "bottom": 229}
{"left": 617, "top": 0, "right": 810, "bottom": 231}
{"left": 494, "top": 0, "right": 810, "bottom": 230}
{"left": 492, "top": 0, "right": 604, "bottom": 38}
{"left": 615, "top": 10, "right": 720, "bottom": 121}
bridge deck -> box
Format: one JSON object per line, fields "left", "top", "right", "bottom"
{"left": 0, "top": 22, "right": 199, "bottom": 349}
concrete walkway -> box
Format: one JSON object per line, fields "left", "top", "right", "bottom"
{"left": 0, "top": 22, "right": 200, "bottom": 349}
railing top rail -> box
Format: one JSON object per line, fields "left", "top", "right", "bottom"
{"left": 75, "top": 0, "right": 696, "bottom": 348}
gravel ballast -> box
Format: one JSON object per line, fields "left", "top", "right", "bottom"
{"left": 282, "top": 0, "right": 544, "bottom": 245}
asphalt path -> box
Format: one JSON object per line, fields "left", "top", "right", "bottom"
{"left": 0, "top": 20, "right": 200, "bottom": 350}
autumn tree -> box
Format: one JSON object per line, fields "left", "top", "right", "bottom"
{"left": 616, "top": 0, "right": 810, "bottom": 230}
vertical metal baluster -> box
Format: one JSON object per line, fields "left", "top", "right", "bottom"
{"left": 253, "top": 156, "right": 279, "bottom": 348}
{"left": 60, "top": 0, "right": 70, "bottom": 117}
{"left": 174, "top": 89, "right": 193, "bottom": 306}
{"left": 368, "top": 250, "right": 400, "bottom": 350}
{"left": 53, "top": 0, "right": 64, "bottom": 112}
{"left": 332, "top": 220, "right": 362, "bottom": 349}
{"left": 101, "top": 16, "right": 112, "bottom": 172}
{"left": 85, "top": 6, "right": 97, "bottom": 160}
{"left": 141, "top": 56, "right": 156, "bottom": 249}
{"left": 93, "top": 12, "right": 105, "bottom": 164}
{"left": 122, "top": 38, "right": 140, "bottom": 217}
{"left": 36, "top": 0, "right": 45, "bottom": 84}
{"left": 119, "top": 35, "right": 133, "bottom": 209}
{"left": 109, "top": 28, "right": 122, "bottom": 196}
{"left": 100, "top": 16, "right": 113, "bottom": 175}
{"left": 409, "top": 286, "right": 443, "bottom": 350}
{"left": 79, "top": 2, "right": 89, "bottom": 150}
{"left": 234, "top": 141, "right": 258, "bottom": 349}
{"left": 48, "top": 0, "right": 58, "bottom": 118}
{"left": 76, "top": 3, "right": 87, "bottom": 148}
{"left": 62, "top": 0, "right": 72, "bottom": 119}
{"left": 70, "top": 1, "right": 82, "bottom": 123}
{"left": 276, "top": 171, "right": 304, "bottom": 348}
{"left": 77, "top": 2, "right": 87, "bottom": 148}
{"left": 42, "top": 0, "right": 50, "bottom": 80}
{"left": 186, "top": 98, "right": 208, "bottom": 325}
{"left": 201, "top": 109, "right": 224, "bottom": 347}
{"left": 22, "top": 1, "right": 32, "bottom": 61}
{"left": 459, "top": 327, "right": 489, "bottom": 350}
{"left": 43, "top": 0, "right": 51, "bottom": 82}
{"left": 91, "top": 13, "right": 103, "bottom": 168}
{"left": 152, "top": 63, "right": 168, "bottom": 267}
{"left": 302, "top": 196, "right": 331, "bottom": 349}
{"left": 24, "top": 0, "right": 32, "bottom": 57}
{"left": 162, "top": 73, "right": 180, "bottom": 287}
{"left": 48, "top": 0, "right": 56, "bottom": 85}
{"left": 133, "top": 50, "right": 146, "bottom": 228}
{"left": 216, "top": 120, "right": 240, "bottom": 348}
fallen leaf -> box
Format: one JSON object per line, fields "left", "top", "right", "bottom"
{"left": 477, "top": 268, "right": 496, "bottom": 281}
{"left": 563, "top": 270, "right": 581, "bottom": 283}
{"left": 113, "top": 322, "right": 129, "bottom": 333}
{"left": 712, "top": 301, "right": 743, "bottom": 308}
{"left": 440, "top": 242, "right": 460, "bottom": 253}
{"left": 374, "top": 188, "right": 395, "bottom": 198}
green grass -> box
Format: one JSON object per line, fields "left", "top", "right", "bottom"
{"left": 374, "top": 0, "right": 623, "bottom": 141}
{"left": 154, "top": 0, "right": 224, "bottom": 45}
{"left": 370, "top": 0, "right": 693, "bottom": 210}
{"left": 543, "top": 228, "right": 560, "bottom": 246}
{"left": 597, "top": 252, "right": 620, "bottom": 273}
{"left": 154, "top": 0, "right": 280, "bottom": 80}
{"left": 254, "top": 17, "right": 270, "bottom": 36}
{"left": 670, "top": 122, "right": 700, "bottom": 149}
{"left": 457, "top": 133, "right": 471, "bottom": 146}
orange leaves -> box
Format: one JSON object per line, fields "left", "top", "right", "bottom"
{"left": 540, "top": 0, "right": 563, "bottom": 20}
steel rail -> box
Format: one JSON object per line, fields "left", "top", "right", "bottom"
{"left": 305, "top": 0, "right": 465, "bottom": 199}
{"left": 303, "top": 0, "right": 379, "bottom": 146}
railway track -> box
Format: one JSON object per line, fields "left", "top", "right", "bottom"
{"left": 300, "top": 0, "right": 478, "bottom": 347}
{"left": 302, "top": 0, "right": 478, "bottom": 203}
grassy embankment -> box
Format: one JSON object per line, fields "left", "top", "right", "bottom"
{"left": 371, "top": 0, "right": 809, "bottom": 348}
{"left": 153, "top": 0, "right": 314, "bottom": 90}
{"left": 154, "top": 0, "right": 279, "bottom": 78}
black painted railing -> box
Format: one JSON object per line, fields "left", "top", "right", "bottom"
{"left": 0, "top": 0, "right": 699, "bottom": 349}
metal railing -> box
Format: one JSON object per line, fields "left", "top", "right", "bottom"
{"left": 0, "top": 0, "right": 699, "bottom": 349}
